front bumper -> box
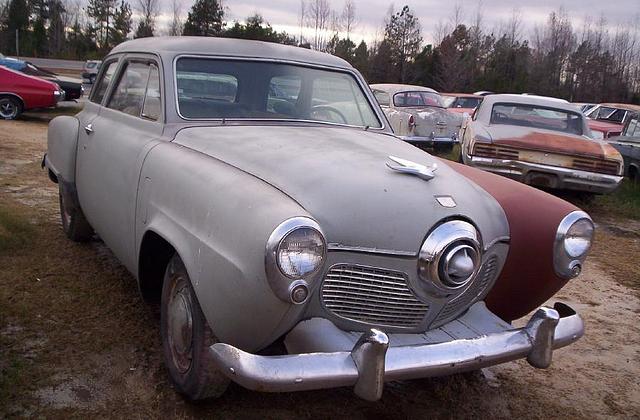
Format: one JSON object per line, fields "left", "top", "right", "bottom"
{"left": 398, "top": 134, "right": 458, "bottom": 146}
{"left": 468, "top": 156, "right": 622, "bottom": 194}
{"left": 209, "top": 301, "right": 583, "bottom": 401}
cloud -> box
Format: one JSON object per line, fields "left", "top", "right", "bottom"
{"left": 153, "top": 0, "right": 639, "bottom": 44}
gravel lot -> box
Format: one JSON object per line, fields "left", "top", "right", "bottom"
{"left": 0, "top": 113, "right": 639, "bottom": 418}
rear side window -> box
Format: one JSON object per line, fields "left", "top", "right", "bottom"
{"left": 91, "top": 60, "right": 118, "bottom": 104}
{"left": 142, "top": 64, "right": 161, "bottom": 121}
{"left": 625, "top": 118, "right": 639, "bottom": 138}
{"left": 108, "top": 62, "right": 151, "bottom": 116}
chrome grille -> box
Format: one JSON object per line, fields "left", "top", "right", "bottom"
{"left": 321, "top": 264, "right": 429, "bottom": 328}
{"left": 433, "top": 255, "right": 499, "bottom": 325}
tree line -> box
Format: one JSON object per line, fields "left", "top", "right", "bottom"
{"left": 0, "top": 0, "right": 638, "bottom": 104}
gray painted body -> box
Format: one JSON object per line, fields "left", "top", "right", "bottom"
{"left": 46, "top": 37, "right": 510, "bottom": 353}
{"left": 370, "top": 84, "right": 462, "bottom": 141}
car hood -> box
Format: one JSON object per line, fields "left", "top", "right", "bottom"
{"left": 486, "top": 125, "right": 612, "bottom": 159}
{"left": 174, "top": 125, "right": 509, "bottom": 254}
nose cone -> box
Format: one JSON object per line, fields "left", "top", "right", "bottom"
{"left": 447, "top": 247, "right": 476, "bottom": 282}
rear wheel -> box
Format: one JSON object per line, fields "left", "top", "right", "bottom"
{"left": 59, "top": 184, "right": 94, "bottom": 242}
{"left": 161, "top": 254, "right": 229, "bottom": 400}
{"left": 89, "top": 74, "right": 96, "bottom": 84}
{"left": 0, "top": 96, "right": 22, "bottom": 120}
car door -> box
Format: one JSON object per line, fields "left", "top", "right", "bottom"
{"left": 75, "top": 55, "right": 164, "bottom": 271}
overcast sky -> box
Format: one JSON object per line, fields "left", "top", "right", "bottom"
{"left": 152, "top": 0, "right": 639, "bottom": 45}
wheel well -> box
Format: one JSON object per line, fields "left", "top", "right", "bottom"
{"left": 629, "top": 165, "right": 638, "bottom": 181}
{"left": 138, "top": 231, "right": 176, "bottom": 303}
{"left": 0, "top": 94, "right": 25, "bottom": 111}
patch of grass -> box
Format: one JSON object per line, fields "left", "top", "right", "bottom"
{"left": 587, "top": 179, "right": 640, "bottom": 220}
{"left": 0, "top": 205, "right": 35, "bottom": 252}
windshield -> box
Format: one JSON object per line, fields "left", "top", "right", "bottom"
{"left": 490, "top": 103, "right": 584, "bottom": 135}
{"left": 445, "top": 96, "right": 482, "bottom": 109}
{"left": 393, "top": 91, "right": 444, "bottom": 108}
{"left": 175, "top": 58, "right": 381, "bottom": 128}
{"left": 585, "top": 106, "right": 626, "bottom": 123}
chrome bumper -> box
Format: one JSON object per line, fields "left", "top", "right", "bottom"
{"left": 468, "top": 156, "right": 622, "bottom": 193}
{"left": 209, "top": 302, "right": 583, "bottom": 401}
{"left": 398, "top": 134, "right": 458, "bottom": 145}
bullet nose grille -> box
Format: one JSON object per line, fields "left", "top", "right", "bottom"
{"left": 321, "top": 264, "right": 429, "bottom": 328}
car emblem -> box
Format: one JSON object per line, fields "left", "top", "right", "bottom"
{"left": 435, "top": 195, "right": 456, "bottom": 208}
{"left": 386, "top": 156, "right": 437, "bottom": 181}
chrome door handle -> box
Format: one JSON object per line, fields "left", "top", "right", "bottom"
{"left": 84, "top": 124, "right": 93, "bottom": 134}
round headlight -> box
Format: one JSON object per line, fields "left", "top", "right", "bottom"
{"left": 554, "top": 211, "right": 594, "bottom": 279}
{"left": 277, "top": 227, "right": 325, "bottom": 278}
{"left": 564, "top": 218, "right": 594, "bottom": 258}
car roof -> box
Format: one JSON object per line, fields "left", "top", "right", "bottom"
{"left": 110, "top": 36, "right": 352, "bottom": 69}
{"left": 370, "top": 84, "right": 439, "bottom": 95}
{"left": 441, "top": 93, "right": 482, "bottom": 98}
{"left": 480, "top": 94, "right": 577, "bottom": 112}
{"left": 597, "top": 103, "right": 640, "bottom": 112}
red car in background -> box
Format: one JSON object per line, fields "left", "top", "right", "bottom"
{"left": 0, "top": 65, "right": 65, "bottom": 120}
{"left": 585, "top": 103, "right": 640, "bottom": 139}
{"left": 442, "top": 93, "right": 484, "bottom": 115}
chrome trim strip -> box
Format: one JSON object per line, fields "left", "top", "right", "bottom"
{"left": 326, "top": 243, "right": 415, "bottom": 256}
{"left": 171, "top": 54, "right": 388, "bottom": 131}
{"left": 209, "top": 301, "right": 584, "bottom": 400}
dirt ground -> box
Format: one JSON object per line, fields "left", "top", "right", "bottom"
{"left": 0, "top": 115, "right": 639, "bottom": 419}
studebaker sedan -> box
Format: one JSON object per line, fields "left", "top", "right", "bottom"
{"left": 608, "top": 114, "right": 640, "bottom": 182}
{"left": 460, "top": 94, "right": 624, "bottom": 195}
{"left": 371, "top": 84, "right": 462, "bottom": 152}
{"left": 45, "top": 37, "right": 589, "bottom": 402}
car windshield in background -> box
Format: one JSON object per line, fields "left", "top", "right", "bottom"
{"left": 586, "top": 106, "right": 626, "bottom": 123}
{"left": 175, "top": 58, "right": 381, "bottom": 128}
{"left": 490, "top": 103, "right": 584, "bottom": 135}
{"left": 447, "top": 97, "right": 482, "bottom": 109}
{"left": 393, "top": 91, "right": 444, "bottom": 108}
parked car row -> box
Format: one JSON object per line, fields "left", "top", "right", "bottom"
{"left": 0, "top": 56, "right": 84, "bottom": 100}
{"left": 45, "top": 37, "right": 591, "bottom": 402}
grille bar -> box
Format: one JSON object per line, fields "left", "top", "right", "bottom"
{"left": 322, "top": 264, "right": 429, "bottom": 328}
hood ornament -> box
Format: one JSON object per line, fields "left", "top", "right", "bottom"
{"left": 386, "top": 156, "right": 437, "bottom": 181}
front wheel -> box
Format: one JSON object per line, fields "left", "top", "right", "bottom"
{"left": 59, "top": 184, "right": 93, "bottom": 242}
{"left": 0, "top": 96, "right": 22, "bottom": 120}
{"left": 161, "top": 254, "right": 229, "bottom": 400}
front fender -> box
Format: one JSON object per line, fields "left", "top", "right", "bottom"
{"left": 46, "top": 116, "right": 79, "bottom": 182}
{"left": 442, "top": 160, "right": 580, "bottom": 321}
{"left": 137, "top": 142, "right": 311, "bottom": 351}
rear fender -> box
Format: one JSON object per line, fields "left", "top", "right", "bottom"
{"left": 47, "top": 116, "right": 79, "bottom": 183}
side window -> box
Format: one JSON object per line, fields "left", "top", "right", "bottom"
{"left": 142, "top": 64, "right": 161, "bottom": 121}
{"left": 373, "top": 90, "right": 390, "bottom": 107}
{"left": 91, "top": 60, "right": 118, "bottom": 104}
{"left": 107, "top": 62, "right": 151, "bottom": 117}
{"left": 267, "top": 75, "right": 301, "bottom": 117}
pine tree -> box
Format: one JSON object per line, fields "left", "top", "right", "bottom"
{"left": 182, "top": 0, "right": 223, "bottom": 37}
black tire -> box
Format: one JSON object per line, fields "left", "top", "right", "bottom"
{"left": 161, "top": 254, "right": 229, "bottom": 400}
{"left": 59, "top": 184, "right": 94, "bottom": 242}
{"left": 89, "top": 74, "right": 96, "bottom": 84}
{"left": 0, "top": 96, "right": 22, "bottom": 120}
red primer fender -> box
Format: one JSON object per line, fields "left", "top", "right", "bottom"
{"left": 440, "top": 159, "right": 580, "bottom": 321}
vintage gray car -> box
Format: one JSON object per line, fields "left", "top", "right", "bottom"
{"left": 460, "top": 94, "right": 624, "bottom": 195}
{"left": 44, "top": 37, "right": 589, "bottom": 402}
{"left": 370, "top": 84, "right": 463, "bottom": 152}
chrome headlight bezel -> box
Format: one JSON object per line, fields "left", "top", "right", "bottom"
{"left": 417, "top": 220, "right": 483, "bottom": 297}
{"left": 554, "top": 211, "right": 594, "bottom": 279}
{"left": 265, "top": 217, "right": 326, "bottom": 304}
